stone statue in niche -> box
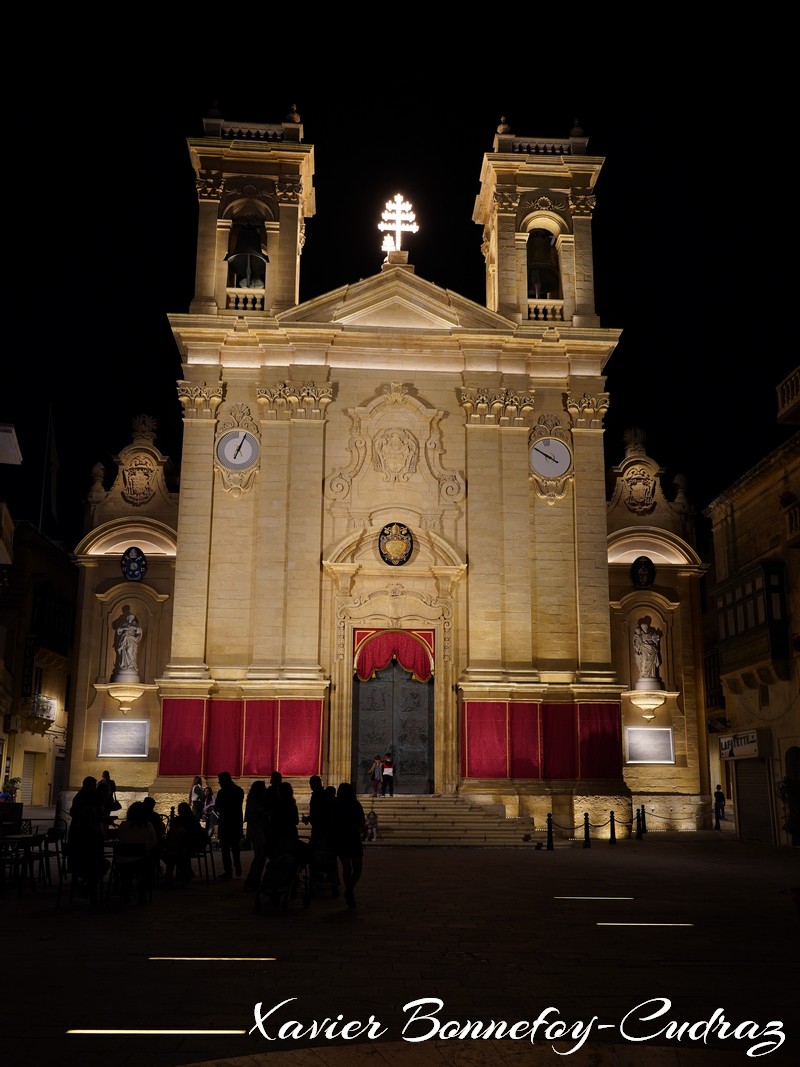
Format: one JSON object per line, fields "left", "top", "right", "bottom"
{"left": 632, "top": 615, "right": 663, "bottom": 690}
{"left": 112, "top": 606, "right": 143, "bottom": 681}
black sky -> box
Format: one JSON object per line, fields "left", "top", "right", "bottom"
{"left": 2, "top": 67, "right": 795, "bottom": 550}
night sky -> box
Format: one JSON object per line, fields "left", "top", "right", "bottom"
{"left": 3, "top": 69, "right": 795, "bottom": 551}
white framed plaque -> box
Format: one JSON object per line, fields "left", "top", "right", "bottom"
{"left": 625, "top": 727, "right": 674, "bottom": 764}
{"left": 98, "top": 719, "right": 150, "bottom": 758}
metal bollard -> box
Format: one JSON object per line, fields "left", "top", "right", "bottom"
{"left": 609, "top": 810, "right": 616, "bottom": 845}
{"left": 640, "top": 804, "right": 648, "bottom": 834}
{"left": 635, "top": 808, "right": 643, "bottom": 839}
{"left": 583, "top": 811, "right": 591, "bottom": 848}
{"left": 546, "top": 812, "right": 554, "bottom": 851}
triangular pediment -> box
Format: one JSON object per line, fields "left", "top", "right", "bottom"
{"left": 277, "top": 266, "right": 511, "bottom": 332}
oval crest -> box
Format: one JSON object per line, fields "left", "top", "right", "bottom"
{"left": 379, "top": 522, "right": 413, "bottom": 566}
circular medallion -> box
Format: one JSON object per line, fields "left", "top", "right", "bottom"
{"left": 379, "top": 522, "right": 413, "bottom": 566}
{"left": 631, "top": 555, "right": 656, "bottom": 589}
{"left": 121, "top": 546, "right": 147, "bottom": 582}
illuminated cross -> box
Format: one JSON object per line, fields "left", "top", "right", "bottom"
{"left": 378, "top": 193, "right": 419, "bottom": 253}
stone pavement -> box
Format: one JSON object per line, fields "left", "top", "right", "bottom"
{"left": 3, "top": 828, "right": 798, "bottom": 1067}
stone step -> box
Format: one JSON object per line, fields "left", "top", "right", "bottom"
{"left": 342, "top": 794, "right": 539, "bottom": 847}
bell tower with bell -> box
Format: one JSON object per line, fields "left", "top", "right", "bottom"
{"left": 186, "top": 103, "right": 315, "bottom": 316}
{"left": 473, "top": 118, "right": 602, "bottom": 327}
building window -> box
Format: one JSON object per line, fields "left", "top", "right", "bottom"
{"left": 714, "top": 562, "right": 786, "bottom": 640}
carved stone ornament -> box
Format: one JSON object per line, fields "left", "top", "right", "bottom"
{"left": 121, "top": 455, "right": 157, "bottom": 506}
{"left": 215, "top": 404, "right": 260, "bottom": 497}
{"left": 623, "top": 466, "right": 657, "bottom": 514}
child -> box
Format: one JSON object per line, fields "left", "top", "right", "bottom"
{"left": 363, "top": 809, "right": 379, "bottom": 842}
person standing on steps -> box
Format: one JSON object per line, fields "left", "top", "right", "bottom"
{"left": 368, "top": 755, "right": 383, "bottom": 797}
{"left": 381, "top": 753, "right": 395, "bottom": 797}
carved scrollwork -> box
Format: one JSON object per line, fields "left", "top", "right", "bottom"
{"left": 196, "top": 171, "right": 223, "bottom": 201}
{"left": 493, "top": 190, "right": 521, "bottom": 212}
{"left": 257, "top": 381, "right": 333, "bottom": 420}
{"left": 566, "top": 392, "right": 609, "bottom": 428}
{"left": 327, "top": 436, "right": 368, "bottom": 500}
{"left": 460, "top": 387, "right": 535, "bottom": 425}
{"left": 373, "top": 428, "right": 418, "bottom": 482}
{"left": 276, "top": 179, "right": 303, "bottom": 203}
{"left": 568, "top": 193, "right": 596, "bottom": 217}
{"left": 177, "top": 381, "right": 225, "bottom": 419}
{"left": 217, "top": 403, "right": 259, "bottom": 436}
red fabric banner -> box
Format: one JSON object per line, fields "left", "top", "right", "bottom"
{"left": 205, "top": 699, "right": 243, "bottom": 777}
{"left": 243, "top": 700, "right": 278, "bottom": 776}
{"left": 509, "top": 702, "right": 540, "bottom": 778}
{"left": 159, "top": 698, "right": 205, "bottom": 776}
{"left": 355, "top": 630, "right": 433, "bottom": 682}
{"left": 277, "top": 700, "right": 323, "bottom": 776}
{"left": 578, "top": 703, "right": 622, "bottom": 778}
{"left": 541, "top": 703, "right": 579, "bottom": 778}
{"left": 462, "top": 701, "right": 507, "bottom": 777}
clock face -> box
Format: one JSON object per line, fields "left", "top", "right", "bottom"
{"left": 529, "top": 437, "right": 572, "bottom": 477}
{"left": 216, "top": 430, "right": 260, "bottom": 470}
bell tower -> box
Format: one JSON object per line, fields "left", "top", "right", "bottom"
{"left": 472, "top": 118, "right": 602, "bottom": 326}
{"left": 187, "top": 104, "right": 315, "bottom": 316}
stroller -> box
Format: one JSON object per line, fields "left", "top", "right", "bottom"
{"left": 256, "top": 837, "right": 311, "bottom": 913}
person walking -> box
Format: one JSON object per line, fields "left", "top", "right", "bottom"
{"left": 713, "top": 784, "right": 726, "bottom": 830}
{"left": 381, "top": 753, "right": 395, "bottom": 797}
{"left": 368, "top": 755, "right": 383, "bottom": 797}
{"left": 215, "top": 771, "right": 245, "bottom": 879}
{"left": 333, "top": 781, "right": 366, "bottom": 908}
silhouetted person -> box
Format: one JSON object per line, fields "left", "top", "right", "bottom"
{"left": 714, "top": 784, "right": 726, "bottom": 830}
{"left": 117, "top": 800, "right": 157, "bottom": 903}
{"left": 66, "top": 802, "right": 109, "bottom": 900}
{"left": 334, "top": 782, "right": 366, "bottom": 908}
{"left": 165, "top": 802, "right": 205, "bottom": 884}
{"left": 244, "top": 779, "right": 270, "bottom": 890}
{"left": 216, "top": 771, "right": 244, "bottom": 879}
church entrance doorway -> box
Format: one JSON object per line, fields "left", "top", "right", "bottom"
{"left": 352, "top": 660, "right": 434, "bottom": 794}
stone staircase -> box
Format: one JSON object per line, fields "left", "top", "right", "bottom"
{"left": 350, "top": 794, "right": 542, "bottom": 847}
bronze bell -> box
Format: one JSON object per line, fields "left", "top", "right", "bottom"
{"left": 225, "top": 223, "right": 269, "bottom": 288}
{"left": 527, "top": 230, "right": 559, "bottom": 298}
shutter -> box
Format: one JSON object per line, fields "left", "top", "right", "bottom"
{"left": 21, "top": 750, "right": 37, "bottom": 804}
{"left": 734, "top": 758, "right": 774, "bottom": 844}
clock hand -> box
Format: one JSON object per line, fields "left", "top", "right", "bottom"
{"left": 233, "top": 434, "right": 246, "bottom": 459}
{"left": 533, "top": 445, "right": 557, "bottom": 463}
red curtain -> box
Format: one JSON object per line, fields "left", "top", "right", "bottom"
{"left": 159, "top": 698, "right": 205, "bottom": 775}
{"left": 355, "top": 630, "right": 433, "bottom": 682}
{"left": 541, "top": 703, "right": 579, "bottom": 778}
{"left": 578, "top": 703, "right": 622, "bottom": 778}
{"left": 205, "top": 699, "right": 243, "bottom": 777}
{"left": 277, "top": 700, "right": 322, "bottom": 776}
{"left": 243, "top": 700, "right": 278, "bottom": 776}
{"left": 509, "top": 702, "right": 540, "bottom": 778}
{"left": 462, "top": 701, "right": 507, "bottom": 777}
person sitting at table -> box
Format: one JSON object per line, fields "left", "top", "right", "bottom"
{"left": 116, "top": 801, "right": 157, "bottom": 903}
{"left": 69, "top": 776, "right": 102, "bottom": 822}
{"left": 164, "top": 802, "right": 206, "bottom": 885}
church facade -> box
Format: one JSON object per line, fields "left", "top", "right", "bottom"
{"left": 66, "top": 111, "right": 709, "bottom": 835}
